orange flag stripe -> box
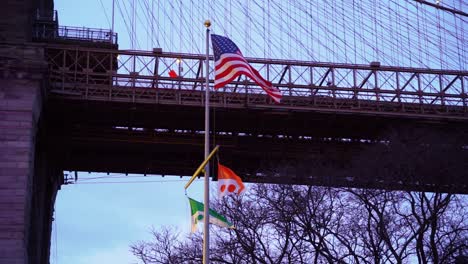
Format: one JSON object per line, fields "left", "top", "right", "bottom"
{"left": 218, "top": 163, "right": 245, "bottom": 195}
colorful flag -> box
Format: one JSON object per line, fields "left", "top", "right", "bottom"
{"left": 168, "top": 69, "right": 178, "bottom": 78}
{"left": 218, "top": 163, "right": 245, "bottom": 198}
{"left": 188, "top": 197, "right": 234, "bottom": 233}
{"left": 211, "top": 34, "right": 282, "bottom": 103}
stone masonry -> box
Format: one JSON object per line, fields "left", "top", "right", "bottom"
{"left": 1, "top": 0, "right": 58, "bottom": 263}
{"left": 0, "top": 44, "right": 44, "bottom": 263}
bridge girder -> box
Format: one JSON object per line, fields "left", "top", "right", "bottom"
{"left": 44, "top": 45, "right": 468, "bottom": 120}
{"left": 41, "top": 45, "right": 468, "bottom": 193}
{"left": 45, "top": 99, "right": 468, "bottom": 194}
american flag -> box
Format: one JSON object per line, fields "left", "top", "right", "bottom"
{"left": 211, "top": 34, "right": 282, "bottom": 103}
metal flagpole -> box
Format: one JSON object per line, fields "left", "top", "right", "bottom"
{"left": 203, "top": 19, "right": 211, "bottom": 264}
{"left": 111, "top": 0, "right": 115, "bottom": 44}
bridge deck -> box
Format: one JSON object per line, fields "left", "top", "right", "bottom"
{"left": 43, "top": 45, "right": 468, "bottom": 193}
{"left": 45, "top": 45, "right": 468, "bottom": 120}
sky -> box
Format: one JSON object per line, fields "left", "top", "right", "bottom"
{"left": 50, "top": 2, "right": 207, "bottom": 263}
{"left": 50, "top": 174, "right": 206, "bottom": 263}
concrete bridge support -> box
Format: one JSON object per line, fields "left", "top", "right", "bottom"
{"left": 1, "top": 1, "right": 59, "bottom": 263}
{"left": 0, "top": 44, "right": 61, "bottom": 264}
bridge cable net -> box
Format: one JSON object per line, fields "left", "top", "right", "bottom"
{"left": 55, "top": 0, "right": 467, "bottom": 109}
{"left": 114, "top": 0, "right": 466, "bottom": 69}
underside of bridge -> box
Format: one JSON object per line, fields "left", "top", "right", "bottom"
{"left": 44, "top": 96, "right": 468, "bottom": 193}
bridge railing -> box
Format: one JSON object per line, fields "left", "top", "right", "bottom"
{"left": 34, "top": 25, "right": 117, "bottom": 45}
{"left": 45, "top": 45, "right": 467, "bottom": 119}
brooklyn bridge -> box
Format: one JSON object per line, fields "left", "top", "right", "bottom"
{"left": 0, "top": 0, "right": 467, "bottom": 262}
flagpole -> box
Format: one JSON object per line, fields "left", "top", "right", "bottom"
{"left": 203, "top": 19, "right": 211, "bottom": 264}
{"left": 111, "top": 0, "right": 115, "bottom": 43}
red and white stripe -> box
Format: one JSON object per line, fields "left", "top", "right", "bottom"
{"left": 214, "top": 53, "right": 282, "bottom": 103}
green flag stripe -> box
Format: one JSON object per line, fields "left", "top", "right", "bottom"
{"left": 189, "top": 198, "right": 204, "bottom": 215}
{"left": 192, "top": 211, "right": 234, "bottom": 228}
{"left": 188, "top": 198, "right": 234, "bottom": 228}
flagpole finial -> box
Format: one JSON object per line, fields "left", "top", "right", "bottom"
{"left": 204, "top": 20, "right": 211, "bottom": 28}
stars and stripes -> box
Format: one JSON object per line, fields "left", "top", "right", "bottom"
{"left": 211, "top": 34, "right": 282, "bottom": 103}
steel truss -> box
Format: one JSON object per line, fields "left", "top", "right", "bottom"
{"left": 45, "top": 45, "right": 467, "bottom": 120}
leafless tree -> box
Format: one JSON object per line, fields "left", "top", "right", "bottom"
{"left": 404, "top": 192, "right": 468, "bottom": 264}
{"left": 131, "top": 185, "right": 467, "bottom": 264}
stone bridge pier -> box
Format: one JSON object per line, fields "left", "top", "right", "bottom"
{"left": 1, "top": 0, "right": 61, "bottom": 263}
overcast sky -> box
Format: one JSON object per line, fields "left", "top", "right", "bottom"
{"left": 51, "top": 173, "right": 206, "bottom": 263}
